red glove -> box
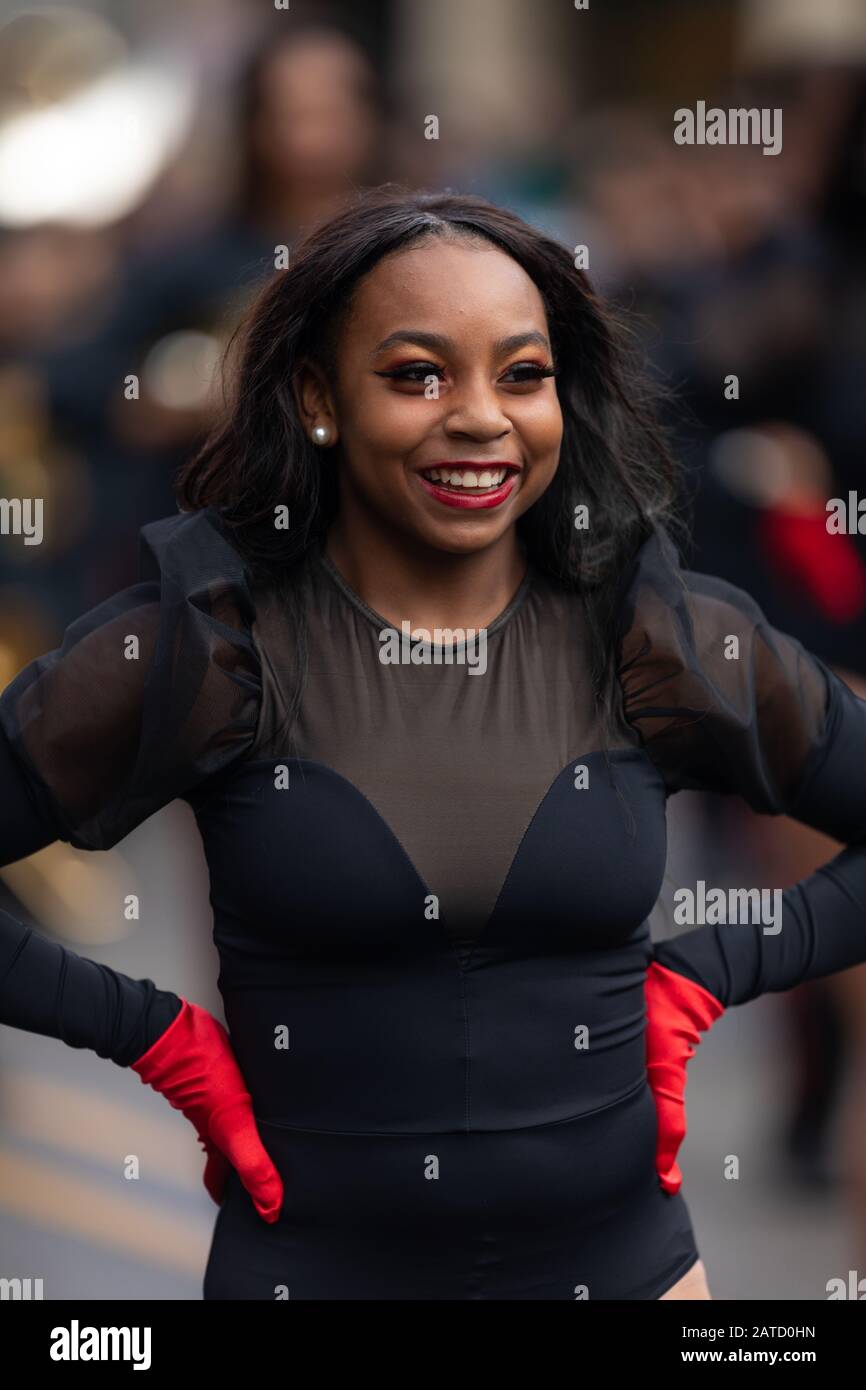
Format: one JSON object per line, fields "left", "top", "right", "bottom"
{"left": 644, "top": 961, "right": 725, "bottom": 1194}
{"left": 131, "top": 998, "right": 283, "bottom": 1223}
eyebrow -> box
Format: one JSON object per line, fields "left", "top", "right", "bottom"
{"left": 370, "top": 329, "right": 552, "bottom": 359}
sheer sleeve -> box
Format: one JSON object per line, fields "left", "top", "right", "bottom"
{"left": 0, "top": 505, "right": 262, "bottom": 857}
{"left": 616, "top": 526, "right": 866, "bottom": 1006}
{"left": 616, "top": 526, "right": 840, "bottom": 819}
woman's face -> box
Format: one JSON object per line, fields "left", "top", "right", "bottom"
{"left": 301, "top": 238, "right": 563, "bottom": 556}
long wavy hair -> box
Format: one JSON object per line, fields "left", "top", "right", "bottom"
{"left": 176, "top": 184, "right": 686, "bottom": 744}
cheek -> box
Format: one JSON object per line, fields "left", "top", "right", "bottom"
{"left": 518, "top": 392, "right": 563, "bottom": 455}
{"left": 514, "top": 398, "right": 563, "bottom": 496}
{"left": 346, "top": 393, "right": 435, "bottom": 458}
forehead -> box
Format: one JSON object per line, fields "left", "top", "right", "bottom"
{"left": 343, "top": 238, "right": 549, "bottom": 343}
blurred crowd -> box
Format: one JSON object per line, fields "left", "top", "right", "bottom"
{"left": 1, "top": 0, "right": 866, "bottom": 1296}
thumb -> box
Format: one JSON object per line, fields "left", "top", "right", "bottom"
{"left": 658, "top": 1157, "right": 683, "bottom": 1195}
{"left": 207, "top": 1097, "right": 284, "bottom": 1223}
{"left": 650, "top": 1089, "right": 686, "bottom": 1193}
{"left": 201, "top": 1141, "right": 230, "bottom": 1207}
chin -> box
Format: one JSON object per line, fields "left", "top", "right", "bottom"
{"left": 418, "top": 525, "right": 511, "bottom": 556}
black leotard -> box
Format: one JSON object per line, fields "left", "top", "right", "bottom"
{"left": 1, "top": 507, "right": 865, "bottom": 1299}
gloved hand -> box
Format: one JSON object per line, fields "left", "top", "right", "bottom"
{"left": 131, "top": 998, "right": 283, "bottom": 1222}
{"left": 644, "top": 960, "right": 725, "bottom": 1194}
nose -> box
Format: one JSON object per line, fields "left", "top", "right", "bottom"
{"left": 442, "top": 373, "right": 514, "bottom": 442}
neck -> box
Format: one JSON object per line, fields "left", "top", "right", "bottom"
{"left": 324, "top": 515, "right": 528, "bottom": 633}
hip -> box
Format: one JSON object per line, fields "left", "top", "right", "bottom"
{"left": 204, "top": 1080, "right": 699, "bottom": 1300}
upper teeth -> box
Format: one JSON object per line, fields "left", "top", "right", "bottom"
{"left": 424, "top": 467, "right": 508, "bottom": 487}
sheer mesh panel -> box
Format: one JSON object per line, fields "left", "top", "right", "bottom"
{"left": 0, "top": 507, "right": 262, "bottom": 850}
{"left": 616, "top": 527, "right": 830, "bottom": 812}
{"left": 251, "top": 550, "right": 634, "bottom": 938}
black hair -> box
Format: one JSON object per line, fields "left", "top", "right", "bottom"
{"left": 176, "top": 184, "right": 686, "bottom": 746}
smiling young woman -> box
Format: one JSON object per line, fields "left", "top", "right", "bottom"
{"left": 1, "top": 187, "right": 865, "bottom": 1301}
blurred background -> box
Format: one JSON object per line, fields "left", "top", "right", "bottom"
{"left": 1, "top": 0, "right": 866, "bottom": 1300}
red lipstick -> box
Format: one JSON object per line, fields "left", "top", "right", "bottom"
{"left": 415, "top": 463, "right": 520, "bottom": 511}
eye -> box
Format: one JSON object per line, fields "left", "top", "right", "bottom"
{"left": 374, "top": 362, "right": 445, "bottom": 385}
{"left": 373, "top": 359, "right": 557, "bottom": 389}
{"left": 501, "top": 361, "right": 557, "bottom": 386}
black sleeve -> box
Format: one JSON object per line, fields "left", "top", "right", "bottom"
{"left": 0, "top": 701, "right": 183, "bottom": 1066}
{"left": 0, "top": 506, "right": 261, "bottom": 1063}
{"left": 0, "top": 723, "right": 63, "bottom": 865}
{"left": 0, "top": 906, "right": 181, "bottom": 1066}
{"left": 616, "top": 526, "right": 866, "bottom": 1007}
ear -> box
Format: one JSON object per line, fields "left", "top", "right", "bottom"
{"left": 293, "top": 358, "right": 338, "bottom": 442}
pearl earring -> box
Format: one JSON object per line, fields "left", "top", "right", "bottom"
{"left": 312, "top": 424, "right": 332, "bottom": 446}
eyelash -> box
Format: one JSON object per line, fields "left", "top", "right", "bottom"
{"left": 375, "top": 361, "right": 557, "bottom": 386}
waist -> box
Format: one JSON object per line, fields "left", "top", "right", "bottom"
{"left": 221, "top": 954, "right": 650, "bottom": 1133}
{"left": 234, "top": 1081, "right": 669, "bottom": 1260}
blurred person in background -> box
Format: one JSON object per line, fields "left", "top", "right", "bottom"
{"left": 0, "top": 13, "right": 386, "bottom": 620}
{"left": 34, "top": 20, "right": 386, "bottom": 603}
{"left": 573, "top": 55, "right": 866, "bottom": 1256}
